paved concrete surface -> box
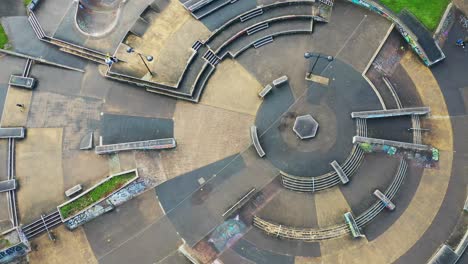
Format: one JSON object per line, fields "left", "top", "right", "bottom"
{"left": 0, "top": 0, "right": 25, "bottom": 17}
{"left": 454, "top": 0, "right": 468, "bottom": 15}
{"left": 84, "top": 190, "right": 164, "bottom": 259}
{"left": 0, "top": 1, "right": 464, "bottom": 263}
{"left": 2, "top": 16, "right": 87, "bottom": 70}
{"left": 200, "top": 59, "right": 262, "bottom": 116}
{"left": 28, "top": 226, "right": 98, "bottom": 264}
{"left": 98, "top": 216, "right": 182, "bottom": 264}
{"left": 1, "top": 86, "right": 32, "bottom": 127}
{"left": 156, "top": 154, "right": 237, "bottom": 212}
{"left": 100, "top": 113, "right": 173, "bottom": 144}
{"left": 16, "top": 128, "right": 64, "bottom": 223}
{"left": 431, "top": 10, "right": 468, "bottom": 116}
{"left": 160, "top": 101, "right": 254, "bottom": 179}
{"left": 254, "top": 59, "right": 380, "bottom": 176}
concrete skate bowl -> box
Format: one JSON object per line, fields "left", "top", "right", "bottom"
{"left": 75, "top": 0, "right": 125, "bottom": 38}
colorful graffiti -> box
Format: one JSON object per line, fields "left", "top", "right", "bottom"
{"left": 0, "top": 243, "right": 29, "bottom": 264}
{"left": 208, "top": 215, "right": 246, "bottom": 252}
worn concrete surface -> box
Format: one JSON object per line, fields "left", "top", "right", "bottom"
{"left": 16, "top": 128, "right": 64, "bottom": 223}
{"left": 84, "top": 190, "right": 164, "bottom": 259}
{"left": 0, "top": 87, "right": 32, "bottom": 127}
{"left": 200, "top": 59, "right": 263, "bottom": 116}
{"left": 28, "top": 226, "right": 98, "bottom": 264}
{"left": 160, "top": 101, "right": 254, "bottom": 179}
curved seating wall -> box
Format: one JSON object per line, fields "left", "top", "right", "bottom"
{"left": 254, "top": 158, "right": 408, "bottom": 241}
{"left": 280, "top": 119, "right": 367, "bottom": 192}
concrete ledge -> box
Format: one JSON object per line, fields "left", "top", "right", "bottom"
{"left": 330, "top": 160, "right": 349, "bottom": 184}
{"left": 353, "top": 136, "right": 431, "bottom": 151}
{"left": 0, "top": 179, "right": 17, "bottom": 193}
{"left": 95, "top": 138, "right": 176, "bottom": 154}
{"left": 351, "top": 107, "right": 430, "bottom": 119}
{"left": 250, "top": 126, "right": 265, "bottom": 158}
{"left": 0, "top": 127, "right": 25, "bottom": 139}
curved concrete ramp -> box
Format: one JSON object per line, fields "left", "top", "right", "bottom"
{"left": 75, "top": 0, "right": 125, "bottom": 38}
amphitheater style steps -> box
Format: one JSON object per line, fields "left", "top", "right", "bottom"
{"left": 240, "top": 8, "right": 263, "bottom": 22}
{"left": 247, "top": 23, "right": 269, "bottom": 35}
{"left": 59, "top": 47, "right": 107, "bottom": 65}
{"left": 192, "top": 40, "right": 203, "bottom": 51}
{"left": 253, "top": 36, "right": 274, "bottom": 49}
{"left": 202, "top": 50, "right": 221, "bottom": 66}
{"left": 193, "top": 0, "right": 232, "bottom": 19}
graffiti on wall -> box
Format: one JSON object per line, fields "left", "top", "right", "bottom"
{"left": 0, "top": 243, "right": 29, "bottom": 264}
{"left": 349, "top": 0, "right": 431, "bottom": 65}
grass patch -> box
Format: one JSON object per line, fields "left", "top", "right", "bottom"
{"left": 23, "top": 0, "right": 32, "bottom": 7}
{"left": 380, "top": 0, "right": 450, "bottom": 31}
{"left": 0, "top": 24, "right": 8, "bottom": 49}
{"left": 59, "top": 171, "right": 136, "bottom": 219}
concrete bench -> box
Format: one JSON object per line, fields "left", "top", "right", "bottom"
{"left": 0, "top": 127, "right": 25, "bottom": 139}
{"left": 258, "top": 84, "right": 273, "bottom": 98}
{"left": 9, "top": 75, "right": 36, "bottom": 89}
{"left": 353, "top": 136, "right": 431, "bottom": 151}
{"left": 373, "top": 189, "right": 395, "bottom": 210}
{"left": 330, "top": 160, "right": 349, "bottom": 184}
{"left": 344, "top": 212, "right": 365, "bottom": 238}
{"left": 65, "top": 184, "right": 83, "bottom": 198}
{"left": 250, "top": 126, "right": 265, "bottom": 157}
{"left": 272, "top": 75, "right": 288, "bottom": 87}
{"left": 351, "top": 107, "right": 430, "bottom": 119}
{"left": 96, "top": 138, "right": 176, "bottom": 155}
{"left": 0, "top": 179, "right": 17, "bottom": 193}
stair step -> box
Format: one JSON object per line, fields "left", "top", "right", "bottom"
{"left": 253, "top": 36, "right": 273, "bottom": 49}
{"left": 240, "top": 8, "right": 263, "bottom": 22}
{"left": 247, "top": 23, "right": 269, "bottom": 35}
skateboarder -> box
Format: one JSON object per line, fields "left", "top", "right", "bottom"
{"left": 16, "top": 103, "right": 25, "bottom": 112}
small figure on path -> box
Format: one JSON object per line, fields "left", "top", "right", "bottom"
{"left": 456, "top": 38, "right": 465, "bottom": 48}
{"left": 16, "top": 103, "right": 25, "bottom": 112}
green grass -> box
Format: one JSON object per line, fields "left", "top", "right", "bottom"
{"left": 23, "top": 0, "right": 32, "bottom": 7}
{"left": 0, "top": 24, "right": 8, "bottom": 49}
{"left": 59, "top": 171, "right": 136, "bottom": 219}
{"left": 380, "top": 0, "right": 450, "bottom": 31}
